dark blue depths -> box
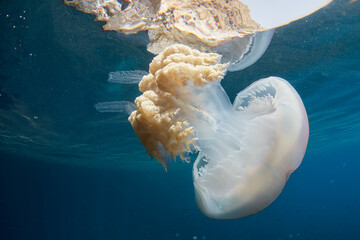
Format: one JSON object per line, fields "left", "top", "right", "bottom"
{"left": 0, "top": 0, "right": 359, "bottom": 239}
{"left": 1, "top": 145, "right": 360, "bottom": 240}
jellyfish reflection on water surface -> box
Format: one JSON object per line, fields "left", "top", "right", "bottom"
{"left": 65, "top": 0, "right": 333, "bottom": 219}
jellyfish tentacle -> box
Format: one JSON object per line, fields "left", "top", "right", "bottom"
{"left": 108, "top": 70, "right": 148, "bottom": 84}
{"left": 94, "top": 101, "right": 136, "bottom": 115}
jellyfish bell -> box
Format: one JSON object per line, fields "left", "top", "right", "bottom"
{"left": 129, "top": 44, "right": 309, "bottom": 219}
{"left": 193, "top": 77, "right": 309, "bottom": 219}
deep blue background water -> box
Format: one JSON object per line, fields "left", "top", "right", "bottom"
{"left": 0, "top": 0, "right": 359, "bottom": 239}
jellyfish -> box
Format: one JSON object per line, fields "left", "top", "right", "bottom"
{"left": 128, "top": 44, "right": 309, "bottom": 219}
{"left": 64, "top": 0, "right": 332, "bottom": 219}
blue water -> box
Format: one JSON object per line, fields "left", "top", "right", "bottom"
{"left": 0, "top": 0, "right": 359, "bottom": 239}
